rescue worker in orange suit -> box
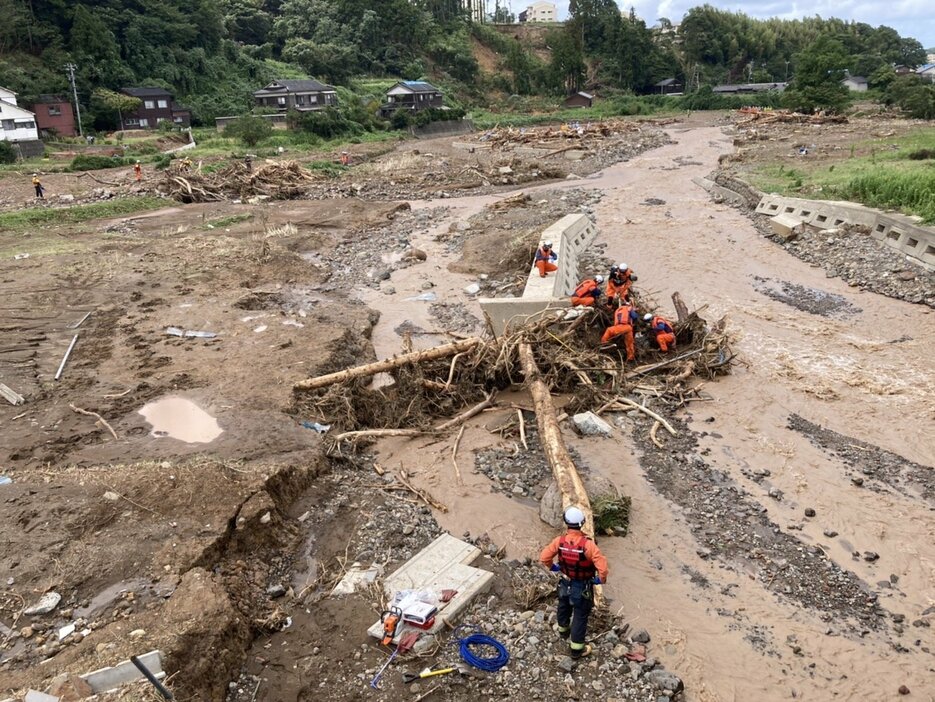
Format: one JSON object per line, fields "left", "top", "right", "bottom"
{"left": 600, "top": 301, "right": 639, "bottom": 360}
{"left": 570, "top": 275, "right": 604, "bottom": 306}
{"left": 643, "top": 312, "right": 676, "bottom": 352}
{"left": 605, "top": 263, "right": 637, "bottom": 302}
{"left": 534, "top": 240, "right": 558, "bottom": 278}
{"left": 133, "top": 160, "right": 142, "bottom": 182}
{"left": 539, "top": 506, "right": 609, "bottom": 659}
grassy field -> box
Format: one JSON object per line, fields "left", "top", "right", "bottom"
{"left": 748, "top": 128, "right": 935, "bottom": 223}
{"left": 0, "top": 196, "right": 167, "bottom": 232}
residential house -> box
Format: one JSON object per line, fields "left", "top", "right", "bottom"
{"left": 842, "top": 75, "right": 868, "bottom": 92}
{"left": 518, "top": 1, "right": 556, "bottom": 23}
{"left": 654, "top": 78, "right": 683, "bottom": 95}
{"left": 31, "top": 95, "right": 76, "bottom": 137}
{"left": 712, "top": 82, "right": 788, "bottom": 94}
{"left": 564, "top": 91, "right": 594, "bottom": 108}
{"left": 917, "top": 64, "right": 935, "bottom": 82}
{"left": 379, "top": 81, "right": 444, "bottom": 118}
{"left": 253, "top": 79, "right": 338, "bottom": 112}
{"left": 119, "top": 88, "right": 191, "bottom": 129}
{"left": 0, "top": 87, "right": 39, "bottom": 143}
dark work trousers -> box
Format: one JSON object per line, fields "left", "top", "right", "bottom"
{"left": 556, "top": 578, "right": 594, "bottom": 655}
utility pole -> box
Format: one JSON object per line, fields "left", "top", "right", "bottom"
{"left": 65, "top": 63, "right": 83, "bottom": 138}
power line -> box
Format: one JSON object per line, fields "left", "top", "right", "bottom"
{"left": 64, "top": 63, "right": 83, "bottom": 138}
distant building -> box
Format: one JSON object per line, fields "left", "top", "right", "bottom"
{"left": 917, "top": 64, "right": 935, "bottom": 82}
{"left": 253, "top": 79, "right": 338, "bottom": 112}
{"left": 564, "top": 91, "right": 594, "bottom": 108}
{"left": 0, "top": 87, "right": 39, "bottom": 143}
{"left": 654, "top": 78, "right": 683, "bottom": 95}
{"left": 842, "top": 76, "right": 868, "bottom": 92}
{"left": 379, "top": 81, "right": 444, "bottom": 118}
{"left": 519, "top": 1, "right": 556, "bottom": 23}
{"left": 31, "top": 95, "right": 76, "bottom": 137}
{"left": 713, "top": 82, "right": 788, "bottom": 94}
{"left": 120, "top": 88, "right": 191, "bottom": 129}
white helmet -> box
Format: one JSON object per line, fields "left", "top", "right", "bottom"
{"left": 542, "top": 240, "right": 553, "bottom": 248}
{"left": 643, "top": 313, "right": 653, "bottom": 322}
{"left": 609, "top": 264, "right": 619, "bottom": 273}
{"left": 563, "top": 506, "right": 586, "bottom": 529}
{"left": 619, "top": 263, "right": 629, "bottom": 271}
{"left": 595, "top": 275, "right": 604, "bottom": 284}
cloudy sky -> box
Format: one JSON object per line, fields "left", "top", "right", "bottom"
{"left": 538, "top": 1, "right": 935, "bottom": 50}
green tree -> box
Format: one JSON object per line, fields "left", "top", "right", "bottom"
{"left": 548, "top": 28, "right": 585, "bottom": 94}
{"left": 783, "top": 36, "right": 851, "bottom": 112}
{"left": 225, "top": 113, "right": 273, "bottom": 145}
{"left": 92, "top": 88, "right": 142, "bottom": 130}
{"left": 0, "top": 140, "right": 16, "bottom": 164}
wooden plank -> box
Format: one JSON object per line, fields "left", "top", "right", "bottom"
{"left": 0, "top": 382, "right": 24, "bottom": 406}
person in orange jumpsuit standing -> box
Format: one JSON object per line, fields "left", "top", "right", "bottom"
{"left": 133, "top": 160, "right": 142, "bottom": 182}
{"left": 570, "top": 275, "right": 604, "bottom": 306}
{"left": 534, "top": 241, "right": 558, "bottom": 277}
{"left": 643, "top": 313, "right": 676, "bottom": 352}
{"left": 605, "top": 263, "right": 636, "bottom": 303}
{"left": 540, "top": 506, "right": 609, "bottom": 659}
{"left": 601, "top": 302, "right": 638, "bottom": 360}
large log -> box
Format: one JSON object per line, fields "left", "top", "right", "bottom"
{"left": 518, "top": 343, "right": 594, "bottom": 539}
{"left": 294, "top": 337, "right": 483, "bottom": 392}
{"left": 672, "top": 291, "right": 690, "bottom": 324}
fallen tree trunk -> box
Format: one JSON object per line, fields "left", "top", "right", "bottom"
{"left": 672, "top": 292, "right": 690, "bottom": 324}
{"left": 518, "top": 343, "right": 594, "bottom": 539}
{"left": 294, "top": 337, "right": 483, "bottom": 392}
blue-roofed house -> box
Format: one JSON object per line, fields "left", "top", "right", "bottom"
{"left": 379, "top": 81, "right": 444, "bottom": 118}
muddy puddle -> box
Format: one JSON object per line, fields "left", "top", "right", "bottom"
{"left": 138, "top": 396, "right": 224, "bottom": 443}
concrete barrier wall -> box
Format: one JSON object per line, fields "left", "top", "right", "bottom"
{"left": 756, "top": 194, "right": 935, "bottom": 269}
{"left": 409, "top": 119, "right": 474, "bottom": 139}
{"left": 480, "top": 213, "right": 597, "bottom": 334}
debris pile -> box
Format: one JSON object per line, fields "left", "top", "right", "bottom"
{"left": 736, "top": 108, "right": 849, "bottom": 125}
{"left": 159, "top": 160, "right": 320, "bottom": 203}
{"left": 293, "top": 296, "right": 733, "bottom": 443}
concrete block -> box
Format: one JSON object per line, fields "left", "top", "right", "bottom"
{"left": 24, "top": 692, "right": 59, "bottom": 702}
{"left": 572, "top": 411, "right": 613, "bottom": 437}
{"left": 478, "top": 298, "right": 569, "bottom": 335}
{"left": 769, "top": 213, "right": 803, "bottom": 240}
{"left": 564, "top": 149, "right": 587, "bottom": 160}
{"left": 366, "top": 535, "right": 494, "bottom": 643}
{"left": 82, "top": 650, "right": 164, "bottom": 693}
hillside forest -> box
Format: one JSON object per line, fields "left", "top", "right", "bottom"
{"left": 0, "top": 0, "right": 933, "bottom": 128}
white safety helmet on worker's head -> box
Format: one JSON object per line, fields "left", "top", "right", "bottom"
{"left": 595, "top": 275, "right": 604, "bottom": 284}
{"left": 609, "top": 264, "right": 619, "bottom": 273}
{"left": 618, "top": 263, "right": 629, "bottom": 271}
{"left": 643, "top": 313, "right": 653, "bottom": 322}
{"left": 563, "top": 506, "right": 586, "bottom": 529}
{"left": 542, "top": 240, "right": 553, "bottom": 249}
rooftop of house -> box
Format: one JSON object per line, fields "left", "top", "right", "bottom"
{"left": 35, "top": 94, "right": 69, "bottom": 104}
{"left": 121, "top": 87, "right": 173, "bottom": 98}
{"left": 255, "top": 79, "right": 335, "bottom": 94}
{"left": 395, "top": 81, "right": 441, "bottom": 93}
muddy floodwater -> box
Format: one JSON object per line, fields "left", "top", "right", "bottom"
{"left": 138, "top": 396, "right": 224, "bottom": 443}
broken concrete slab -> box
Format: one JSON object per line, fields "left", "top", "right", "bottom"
{"left": 331, "top": 563, "right": 383, "bottom": 596}
{"left": 769, "top": 213, "right": 804, "bottom": 241}
{"left": 24, "top": 692, "right": 58, "bottom": 702}
{"left": 572, "top": 411, "right": 613, "bottom": 437}
{"left": 366, "top": 534, "right": 493, "bottom": 644}
{"left": 0, "top": 382, "right": 24, "bottom": 406}
{"left": 82, "top": 650, "right": 164, "bottom": 694}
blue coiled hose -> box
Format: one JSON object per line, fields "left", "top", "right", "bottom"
{"left": 458, "top": 632, "right": 510, "bottom": 672}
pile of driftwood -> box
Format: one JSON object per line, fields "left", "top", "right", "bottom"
{"left": 476, "top": 119, "right": 642, "bottom": 149}
{"left": 293, "top": 292, "right": 731, "bottom": 441}
{"left": 736, "top": 109, "right": 849, "bottom": 126}
{"left": 159, "top": 160, "right": 320, "bottom": 203}
{"left": 292, "top": 292, "right": 731, "bottom": 559}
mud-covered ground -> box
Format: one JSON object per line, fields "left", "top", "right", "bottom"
{"left": 2, "top": 113, "right": 934, "bottom": 702}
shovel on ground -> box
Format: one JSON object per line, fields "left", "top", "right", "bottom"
{"left": 402, "top": 664, "right": 471, "bottom": 684}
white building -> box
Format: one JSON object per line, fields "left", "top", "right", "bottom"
{"left": 0, "top": 87, "right": 39, "bottom": 143}
{"left": 519, "top": 1, "right": 557, "bottom": 23}
{"left": 842, "top": 76, "right": 868, "bottom": 92}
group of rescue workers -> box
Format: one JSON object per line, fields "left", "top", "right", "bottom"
{"left": 535, "top": 240, "right": 677, "bottom": 362}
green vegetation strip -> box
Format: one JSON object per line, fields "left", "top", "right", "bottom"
{"left": 0, "top": 197, "right": 168, "bottom": 232}
{"left": 749, "top": 128, "right": 935, "bottom": 224}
